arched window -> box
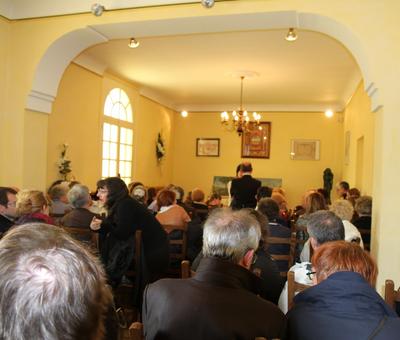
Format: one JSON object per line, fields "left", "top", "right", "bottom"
{"left": 102, "top": 88, "right": 133, "bottom": 184}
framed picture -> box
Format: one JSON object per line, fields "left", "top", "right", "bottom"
{"left": 241, "top": 122, "right": 271, "bottom": 159}
{"left": 344, "top": 131, "right": 351, "bottom": 165}
{"left": 196, "top": 138, "right": 220, "bottom": 157}
{"left": 290, "top": 139, "right": 320, "bottom": 160}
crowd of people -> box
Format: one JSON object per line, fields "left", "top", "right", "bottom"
{"left": 0, "top": 161, "right": 398, "bottom": 340}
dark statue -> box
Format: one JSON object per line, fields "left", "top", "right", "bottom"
{"left": 323, "top": 168, "right": 334, "bottom": 204}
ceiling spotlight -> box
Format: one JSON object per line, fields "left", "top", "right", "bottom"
{"left": 285, "top": 28, "right": 298, "bottom": 42}
{"left": 128, "top": 38, "right": 140, "bottom": 49}
{"left": 181, "top": 111, "right": 188, "bottom": 118}
{"left": 91, "top": 3, "right": 105, "bottom": 16}
{"left": 325, "top": 109, "right": 334, "bottom": 118}
{"left": 201, "top": 0, "right": 215, "bottom": 9}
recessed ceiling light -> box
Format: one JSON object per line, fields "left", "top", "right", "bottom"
{"left": 128, "top": 38, "right": 140, "bottom": 49}
{"left": 91, "top": 3, "right": 105, "bottom": 16}
{"left": 201, "top": 0, "right": 215, "bottom": 9}
{"left": 285, "top": 28, "right": 298, "bottom": 42}
{"left": 325, "top": 109, "right": 334, "bottom": 118}
{"left": 181, "top": 111, "right": 188, "bottom": 118}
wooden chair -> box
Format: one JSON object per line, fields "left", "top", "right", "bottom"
{"left": 384, "top": 279, "right": 400, "bottom": 311}
{"left": 287, "top": 270, "right": 311, "bottom": 310}
{"left": 62, "top": 226, "right": 99, "bottom": 250}
{"left": 292, "top": 223, "right": 309, "bottom": 261}
{"left": 181, "top": 260, "right": 196, "bottom": 279}
{"left": 162, "top": 224, "right": 188, "bottom": 276}
{"left": 268, "top": 233, "right": 295, "bottom": 277}
{"left": 129, "top": 321, "right": 144, "bottom": 340}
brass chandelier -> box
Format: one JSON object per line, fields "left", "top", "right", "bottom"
{"left": 220, "top": 76, "right": 261, "bottom": 136}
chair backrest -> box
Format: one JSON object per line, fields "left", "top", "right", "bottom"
{"left": 268, "top": 233, "right": 295, "bottom": 277}
{"left": 62, "top": 226, "right": 99, "bottom": 250}
{"left": 129, "top": 321, "right": 144, "bottom": 340}
{"left": 385, "top": 279, "right": 400, "bottom": 310}
{"left": 162, "top": 224, "right": 188, "bottom": 261}
{"left": 287, "top": 270, "right": 311, "bottom": 310}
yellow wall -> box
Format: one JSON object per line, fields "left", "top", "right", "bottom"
{"left": 342, "top": 82, "right": 375, "bottom": 195}
{"left": 47, "top": 63, "right": 174, "bottom": 190}
{"left": 172, "top": 112, "right": 343, "bottom": 208}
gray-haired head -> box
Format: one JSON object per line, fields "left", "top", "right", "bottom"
{"left": 67, "top": 184, "right": 91, "bottom": 209}
{"left": 330, "top": 199, "right": 354, "bottom": 221}
{"left": 0, "top": 223, "right": 112, "bottom": 340}
{"left": 202, "top": 208, "right": 261, "bottom": 264}
{"left": 307, "top": 210, "right": 345, "bottom": 246}
{"left": 355, "top": 196, "right": 372, "bottom": 216}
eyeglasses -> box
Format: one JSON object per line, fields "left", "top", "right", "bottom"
{"left": 306, "top": 271, "right": 316, "bottom": 281}
{"left": 7, "top": 202, "right": 16, "bottom": 208}
{"left": 251, "top": 253, "right": 258, "bottom": 265}
{"left": 98, "top": 189, "right": 108, "bottom": 194}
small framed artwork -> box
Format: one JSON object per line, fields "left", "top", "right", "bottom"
{"left": 196, "top": 138, "right": 220, "bottom": 157}
{"left": 290, "top": 139, "right": 320, "bottom": 160}
{"left": 241, "top": 122, "right": 271, "bottom": 159}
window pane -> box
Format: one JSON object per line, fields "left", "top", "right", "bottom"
{"left": 125, "top": 145, "right": 132, "bottom": 161}
{"left": 119, "top": 144, "right": 126, "bottom": 161}
{"left": 119, "top": 161, "right": 126, "bottom": 177}
{"left": 126, "top": 128, "right": 133, "bottom": 145}
{"left": 102, "top": 160, "right": 109, "bottom": 178}
{"left": 120, "top": 107, "right": 127, "bottom": 121}
{"left": 102, "top": 141, "right": 110, "bottom": 159}
{"left": 122, "top": 177, "right": 130, "bottom": 185}
{"left": 120, "top": 90, "right": 129, "bottom": 106}
{"left": 110, "top": 125, "right": 118, "bottom": 142}
{"left": 109, "top": 160, "right": 117, "bottom": 177}
{"left": 103, "top": 123, "right": 111, "bottom": 141}
{"left": 125, "top": 162, "right": 131, "bottom": 178}
{"left": 111, "top": 103, "right": 122, "bottom": 119}
{"left": 120, "top": 128, "right": 126, "bottom": 144}
{"left": 110, "top": 142, "right": 117, "bottom": 160}
{"left": 110, "top": 88, "right": 120, "bottom": 103}
{"left": 127, "top": 104, "right": 133, "bottom": 123}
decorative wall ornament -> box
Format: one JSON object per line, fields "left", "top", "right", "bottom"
{"left": 156, "top": 132, "right": 166, "bottom": 162}
{"left": 58, "top": 143, "right": 72, "bottom": 180}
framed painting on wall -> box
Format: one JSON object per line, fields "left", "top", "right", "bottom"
{"left": 241, "top": 122, "right": 271, "bottom": 159}
{"left": 290, "top": 139, "right": 320, "bottom": 160}
{"left": 196, "top": 138, "right": 220, "bottom": 157}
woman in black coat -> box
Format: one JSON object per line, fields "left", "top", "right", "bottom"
{"left": 91, "top": 178, "right": 169, "bottom": 299}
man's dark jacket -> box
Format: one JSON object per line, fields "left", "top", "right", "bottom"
{"left": 143, "top": 257, "right": 286, "bottom": 340}
{"left": 287, "top": 271, "right": 400, "bottom": 340}
{"left": 230, "top": 174, "right": 261, "bottom": 209}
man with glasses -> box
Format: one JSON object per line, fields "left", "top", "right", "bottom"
{"left": 0, "top": 187, "right": 17, "bottom": 232}
{"left": 278, "top": 210, "right": 345, "bottom": 313}
{"left": 143, "top": 208, "right": 286, "bottom": 340}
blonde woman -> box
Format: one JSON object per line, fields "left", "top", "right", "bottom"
{"left": 15, "top": 190, "right": 54, "bottom": 225}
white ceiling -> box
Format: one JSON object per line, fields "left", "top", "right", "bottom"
{"left": 78, "top": 29, "right": 361, "bottom": 112}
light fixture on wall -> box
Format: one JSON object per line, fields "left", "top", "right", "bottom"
{"left": 91, "top": 3, "right": 105, "bottom": 16}
{"left": 221, "top": 76, "right": 262, "bottom": 136}
{"left": 285, "top": 28, "right": 298, "bottom": 42}
{"left": 128, "top": 38, "right": 140, "bottom": 48}
{"left": 181, "top": 110, "right": 188, "bottom": 117}
{"left": 325, "top": 109, "right": 334, "bottom": 118}
{"left": 201, "top": 0, "right": 215, "bottom": 8}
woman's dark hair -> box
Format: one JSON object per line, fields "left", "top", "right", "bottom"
{"left": 246, "top": 209, "right": 269, "bottom": 252}
{"left": 97, "top": 177, "right": 129, "bottom": 211}
{"left": 305, "top": 192, "right": 327, "bottom": 214}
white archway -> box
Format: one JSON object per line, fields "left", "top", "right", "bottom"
{"left": 26, "top": 10, "right": 383, "bottom": 114}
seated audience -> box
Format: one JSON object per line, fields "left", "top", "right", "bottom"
{"left": 156, "top": 189, "right": 191, "bottom": 228}
{"left": 206, "top": 192, "right": 223, "bottom": 210}
{"left": 146, "top": 187, "right": 157, "bottom": 207}
{"left": 0, "top": 223, "right": 113, "bottom": 340}
{"left": 271, "top": 191, "right": 290, "bottom": 226}
{"left": 256, "top": 186, "right": 273, "bottom": 202}
{"left": 248, "top": 209, "right": 285, "bottom": 304}
{"left": 257, "top": 198, "right": 291, "bottom": 273}
{"left": 130, "top": 184, "right": 148, "bottom": 206}
{"left": 143, "top": 208, "right": 286, "bottom": 340}
{"left": 190, "top": 188, "right": 209, "bottom": 222}
{"left": 172, "top": 186, "right": 194, "bottom": 216}
{"left": 352, "top": 195, "right": 372, "bottom": 249}
{"left": 0, "top": 187, "right": 17, "bottom": 232}
{"left": 15, "top": 190, "right": 55, "bottom": 225}
{"left": 61, "top": 184, "right": 97, "bottom": 228}
{"left": 336, "top": 180, "right": 350, "bottom": 199}
{"left": 279, "top": 210, "right": 345, "bottom": 313}
{"left": 287, "top": 241, "right": 400, "bottom": 340}
{"left": 48, "top": 183, "right": 71, "bottom": 215}
{"left": 300, "top": 198, "right": 363, "bottom": 261}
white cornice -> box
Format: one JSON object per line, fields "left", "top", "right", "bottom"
{"left": 73, "top": 54, "right": 107, "bottom": 76}
{"left": 139, "top": 87, "right": 177, "bottom": 111}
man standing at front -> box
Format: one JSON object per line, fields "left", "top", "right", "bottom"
{"left": 230, "top": 162, "right": 261, "bottom": 209}
{"left": 143, "top": 208, "right": 286, "bottom": 340}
